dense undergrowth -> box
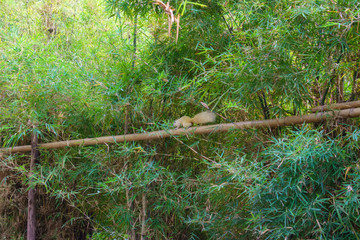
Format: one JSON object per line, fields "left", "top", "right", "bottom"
{"left": 1, "top": 0, "right": 360, "bottom": 239}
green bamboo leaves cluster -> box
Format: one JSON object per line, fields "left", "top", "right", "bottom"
{"left": 1, "top": 0, "right": 360, "bottom": 239}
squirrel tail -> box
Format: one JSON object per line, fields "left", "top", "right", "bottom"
{"left": 191, "top": 111, "right": 216, "bottom": 124}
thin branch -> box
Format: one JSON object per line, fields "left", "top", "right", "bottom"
{"left": 257, "top": 90, "right": 270, "bottom": 120}
{"left": 132, "top": 14, "right": 138, "bottom": 69}
{"left": 320, "top": 54, "right": 343, "bottom": 105}
{"left": 153, "top": 0, "right": 180, "bottom": 42}
{"left": 350, "top": 69, "right": 359, "bottom": 101}
{"left": 172, "top": 135, "right": 217, "bottom": 164}
{"left": 125, "top": 186, "right": 136, "bottom": 239}
{"left": 125, "top": 103, "right": 130, "bottom": 135}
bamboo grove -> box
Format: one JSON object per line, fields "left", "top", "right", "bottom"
{"left": 0, "top": 0, "right": 360, "bottom": 239}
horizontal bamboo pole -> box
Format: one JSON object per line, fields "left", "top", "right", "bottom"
{"left": 1, "top": 107, "right": 360, "bottom": 154}
{"left": 312, "top": 100, "right": 360, "bottom": 112}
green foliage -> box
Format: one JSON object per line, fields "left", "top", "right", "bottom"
{"left": 1, "top": 0, "right": 360, "bottom": 239}
{"left": 246, "top": 128, "right": 360, "bottom": 238}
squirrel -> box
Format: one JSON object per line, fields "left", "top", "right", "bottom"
{"left": 174, "top": 111, "right": 216, "bottom": 129}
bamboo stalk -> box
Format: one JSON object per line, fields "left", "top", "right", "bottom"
{"left": 140, "top": 192, "right": 147, "bottom": 240}
{"left": 27, "top": 130, "right": 39, "bottom": 240}
{"left": 1, "top": 107, "right": 360, "bottom": 154}
{"left": 312, "top": 100, "right": 360, "bottom": 112}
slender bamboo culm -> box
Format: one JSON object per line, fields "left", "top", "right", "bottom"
{"left": 1, "top": 107, "right": 360, "bottom": 154}
{"left": 311, "top": 100, "right": 360, "bottom": 112}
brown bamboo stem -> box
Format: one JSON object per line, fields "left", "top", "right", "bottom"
{"left": 2, "top": 107, "right": 360, "bottom": 154}
{"left": 27, "top": 131, "right": 39, "bottom": 240}
{"left": 140, "top": 192, "right": 147, "bottom": 240}
{"left": 312, "top": 100, "right": 360, "bottom": 112}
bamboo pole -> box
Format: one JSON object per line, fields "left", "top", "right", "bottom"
{"left": 1, "top": 107, "right": 360, "bottom": 154}
{"left": 27, "top": 130, "right": 39, "bottom": 240}
{"left": 311, "top": 100, "right": 360, "bottom": 112}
